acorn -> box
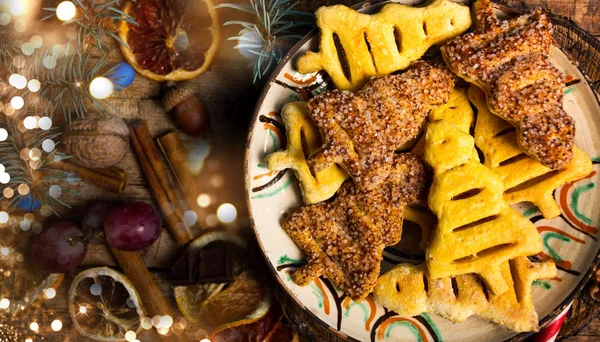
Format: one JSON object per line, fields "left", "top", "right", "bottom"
{"left": 163, "top": 82, "right": 210, "bottom": 137}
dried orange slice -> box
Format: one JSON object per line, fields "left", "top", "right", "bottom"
{"left": 68, "top": 267, "right": 145, "bottom": 341}
{"left": 119, "top": 0, "right": 220, "bottom": 82}
{"left": 173, "top": 230, "right": 271, "bottom": 334}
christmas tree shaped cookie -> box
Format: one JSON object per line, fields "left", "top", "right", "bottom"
{"left": 424, "top": 120, "right": 542, "bottom": 294}
{"left": 266, "top": 101, "right": 348, "bottom": 204}
{"left": 469, "top": 86, "right": 593, "bottom": 219}
{"left": 374, "top": 257, "right": 556, "bottom": 332}
{"left": 297, "top": 0, "right": 471, "bottom": 90}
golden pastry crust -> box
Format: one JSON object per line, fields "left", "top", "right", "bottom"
{"left": 441, "top": 0, "right": 575, "bottom": 170}
{"left": 297, "top": 0, "right": 472, "bottom": 91}
{"left": 266, "top": 102, "right": 349, "bottom": 204}
{"left": 283, "top": 153, "right": 426, "bottom": 301}
{"left": 470, "top": 85, "right": 593, "bottom": 219}
{"left": 308, "top": 61, "right": 455, "bottom": 191}
{"left": 374, "top": 257, "right": 557, "bottom": 332}
{"left": 424, "top": 120, "right": 543, "bottom": 294}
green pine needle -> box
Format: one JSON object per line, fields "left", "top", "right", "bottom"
{"left": 216, "top": 0, "right": 314, "bottom": 83}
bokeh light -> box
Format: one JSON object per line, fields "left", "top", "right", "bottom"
{"left": 51, "top": 320, "right": 62, "bottom": 332}
{"left": 56, "top": 1, "right": 77, "bottom": 21}
{"left": 39, "top": 117, "right": 52, "bottom": 130}
{"left": 30, "top": 35, "right": 43, "bottom": 48}
{"left": 0, "top": 298, "right": 9, "bottom": 309}
{"left": 10, "top": 96, "right": 24, "bottom": 110}
{"left": 125, "top": 331, "right": 136, "bottom": 341}
{"left": 23, "top": 116, "right": 37, "bottom": 129}
{"left": 8, "top": 74, "right": 27, "bottom": 89}
{"left": 29, "top": 322, "right": 39, "bottom": 332}
{"left": 44, "top": 288, "right": 56, "bottom": 299}
{"left": 43, "top": 55, "right": 57, "bottom": 69}
{"left": 9, "top": 0, "right": 25, "bottom": 16}
{"left": 0, "top": 211, "right": 8, "bottom": 223}
{"left": 0, "top": 13, "right": 10, "bottom": 26}
{"left": 28, "top": 79, "right": 41, "bottom": 92}
{"left": 196, "top": 194, "right": 211, "bottom": 208}
{"left": 89, "top": 77, "right": 114, "bottom": 99}
{"left": 0, "top": 128, "right": 7, "bottom": 141}
{"left": 49, "top": 185, "right": 62, "bottom": 198}
{"left": 217, "top": 203, "right": 237, "bottom": 223}
{"left": 21, "top": 42, "right": 34, "bottom": 56}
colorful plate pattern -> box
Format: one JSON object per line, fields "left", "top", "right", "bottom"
{"left": 245, "top": 2, "right": 600, "bottom": 341}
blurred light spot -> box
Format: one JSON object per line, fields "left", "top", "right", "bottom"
{"left": 151, "top": 315, "right": 161, "bottom": 327}
{"left": 43, "top": 55, "right": 57, "bottom": 69}
{"left": 24, "top": 213, "right": 34, "bottom": 221}
{"left": 141, "top": 317, "right": 152, "bottom": 330}
{"left": 89, "top": 77, "right": 113, "bottom": 99}
{"left": 56, "top": 1, "right": 77, "bottom": 21}
{"left": 16, "top": 253, "right": 24, "bottom": 262}
{"left": 30, "top": 35, "right": 43, "bottom": 48}
{"left": 29, "top": 148, "right": 41, "bottom": 161}
{"left": 25, "top": 339, "right": 32, "bottom": 342}
{"left": 125, "top": 331, "right": 136, "bottom": 341}
{"left": 0, "top": 128, "right": 7, "bottom": 141}
{"left": 40, "top": 205, "right": 53, "bottom": 217}
{"left": 52, "top": 44, "right": 65, "bottom": 56}
{"left": 44, "top": 288, "right": 56, "bottom": 299}
{"left": 14, "top": 18, "right": 26, "bottom": 32}
{"left": 188, "top": 139, "right": 210, "bottom": 173}
{"left": 3, "top": 187, "right": 14, "bottom": 199}
{"left": 29, "top": 159, "right": 42, "bottom": 170}
{"left": 0, "top": 164, "right": 4, "bottom": 173}
{"left": 90, "top": 283, "right": 102, "bottom": 296}
{"left": 205, "top": 214, "right": 218, "bottom": 227}
{"left": 20, "top": 219, "right": 30, "bottom": 231}
{"left": 49, "top": 185, "right": 62, "bottom": 198}
{"left": 3, "top": 105, "right": 15, "bottom": 116}
{"left": 20, "top": 148, "right": 29, "bottom": 161}
{"left": 78, "top": 305, "right": 87, "bottom": 314}
{"left": 51, "top": 319, "right": 62, "bottom": 331}
{"left": 176, "top": 318, "right": 187, "bottom": 330}
{"left": 126, "top": 298, "right": 135, "bottom": 308}
{"left": 9, "top": 74, "right": 26, "bottom": 89}
{"left": 0, "top": 298, "right": 9, "bottom": 309}
{"left": 1, "top": 247, "right": 9, "bottom": 255}
{"left": 196, "top": 194, "right": 211, "bottom": 208}
{"left": 0, "top": 13, "right": 10, "bottom": 26}
{"left": 9, "top": 1, "right": 25, "bottom": 16}
{"left": 0, "top": 173, "right": 10, "bottom": 184}
{"left": 29, "top": 322, "right": 39, "bottom": 332}
{"left": 200, "top": 339, "right": 211, "bottom": 342}
{"left": 21, "top": 42, "right": 34, "bottom": 56}
{"left": 28, "top": 79, "right": 41, "bottom": 92}
{"left": 159, "top": 315, "right": 174, "bottom": 328}
{"left": 12, "top": 55, "right": 25, "bottom": 68}
{"left": 42, "top": 139, "right": 55, "bottom": 152}
{"left": 210, "top": 175, "right": 224, "bottom": 188}
{"left": 217, "top": 203, "right": 237, "bottom": 223}
{"left": 10, "top": 96, "right": 23, "bottom": 110}
{"left": 183, "top": 210, "right": 198, "bottom": 226}
{"left": 18, "top": 184, "right": 29, "bottom": 195}
{"left": 23, "top": 116, "right": 37, "bottom": 129}
{"left": 31, "top": 222, "right": 42, "bottom": 234}
{"left": 39, "top": 117, "right": 52, "bottom": 130}
{"left": 157, "top": 327, "right": 169, "bottom": 335}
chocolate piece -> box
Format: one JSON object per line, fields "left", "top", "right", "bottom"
{"left": 169, "top": 251, "right": 199, "bottom": 287}
{"left": 198, "top": 247, "right": 234, "bottom": 284}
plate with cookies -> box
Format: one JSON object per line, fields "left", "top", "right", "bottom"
{"left": 245, "top": 0, "right": 600, "bottom": 341}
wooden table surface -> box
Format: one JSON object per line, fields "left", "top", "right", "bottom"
{"left": 1, "top": 1, "right": 598, "bottom": 341}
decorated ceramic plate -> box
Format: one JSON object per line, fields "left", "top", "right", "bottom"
{"left": 245, "top": 1, "right": 600, "bottom": 341}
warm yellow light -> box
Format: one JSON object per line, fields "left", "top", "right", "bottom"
{"left": 196, "top": 194, "right": 211, "bottom": 208}
{"left": 56, "top": 1, "right": 77, "bottom": 21}
{"left": 44, "top": 288, "right": 57, "bottom": 299}
{"left": 79, "top": 305, "right": 87, "bottom": 314}
{"left": 29, "top": 322, "right": 39, "bottom": 332}
{"left": 217, "top": 203, "right": 237, "bottom": 223}
{"left": 125, "top": 331, "right": 137, "bottom": 341}
{"left": 0, "top": 298, "right": 10, "bottom": 309}
{"left": 9, "top": 0, "right": 25, "bottom": 16}
{"left": 23, "top": 116, "right": 37, "bottom": 129}
{"left": 10, "top": 96, "right": 24, "bottom": 110}
{"left": 51, "top": 319, "right": 62, "bottom": 331}
{"left": 8, "top": 74, "right": 27, "bottom": 89}
{"left": 28, "top": 79, "right": 41, "bottom": 92}
{"left": 89, "top": 77, "right": 114, "bottom": 99}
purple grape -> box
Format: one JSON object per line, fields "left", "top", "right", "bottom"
{"left": 104, "top": 202, "right": 161, "bottom": 251}
{"left": 81, "top": 202, "right": 120, "bottom": 243}
{"left": 32, "top": 221, "right": 87, "bottom": 273}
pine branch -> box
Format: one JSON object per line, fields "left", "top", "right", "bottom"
{"left": 216, "top": 0, "right": 314, "bottom": 83}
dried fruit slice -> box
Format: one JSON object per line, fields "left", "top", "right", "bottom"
{"left": 119, "top": 0, "right": 220, "bottom": 81}
{"left": 68, "top": 267, "right": 145, "bottom": 341}
{"left": 0, "top": 228, "right": 63, "bottom": 315}
{"left": 173, "top": 230, "right": 271, "bottom": 334}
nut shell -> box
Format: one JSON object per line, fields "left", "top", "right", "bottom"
{"left": 63, "top": 116, "right": 130, "bottom": 169}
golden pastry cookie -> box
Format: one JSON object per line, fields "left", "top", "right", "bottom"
{"left": 373, "top": 257, "right": 557, "bottom": 332}
{"left": 265, "top": 101, "right": 348, "bottom": 204}
{"left": 297, "top": 0, "right": 471, "bottom": 91}
{"left": 411, "top": 87, "right": 476, "bottom": 160}
{"left": 442, "top": 0, "right": 574, "bottom": 170}
{"left": 424, "top": 120, "right": 542, "bottom": 294}
{"left": 283, "top": 153, "right": 426, "bottom": 301}
{"left": 308, "top": 61, "right": 454, "bottom": 191}
{"left": 470, "top": 85, "right": 593, "bottom": 219}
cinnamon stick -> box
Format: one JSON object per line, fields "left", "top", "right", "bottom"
{"left": 157, "top": 132, "right": 198, "bottom": 211}
{"left": 111, "top": 248, "right": 184, "bottom": 342}
{"left": 49, "top": 161, "right": 127, "bottom": 193}
{"left": 129, "top": 123, "right": 194, "bottom": 246}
